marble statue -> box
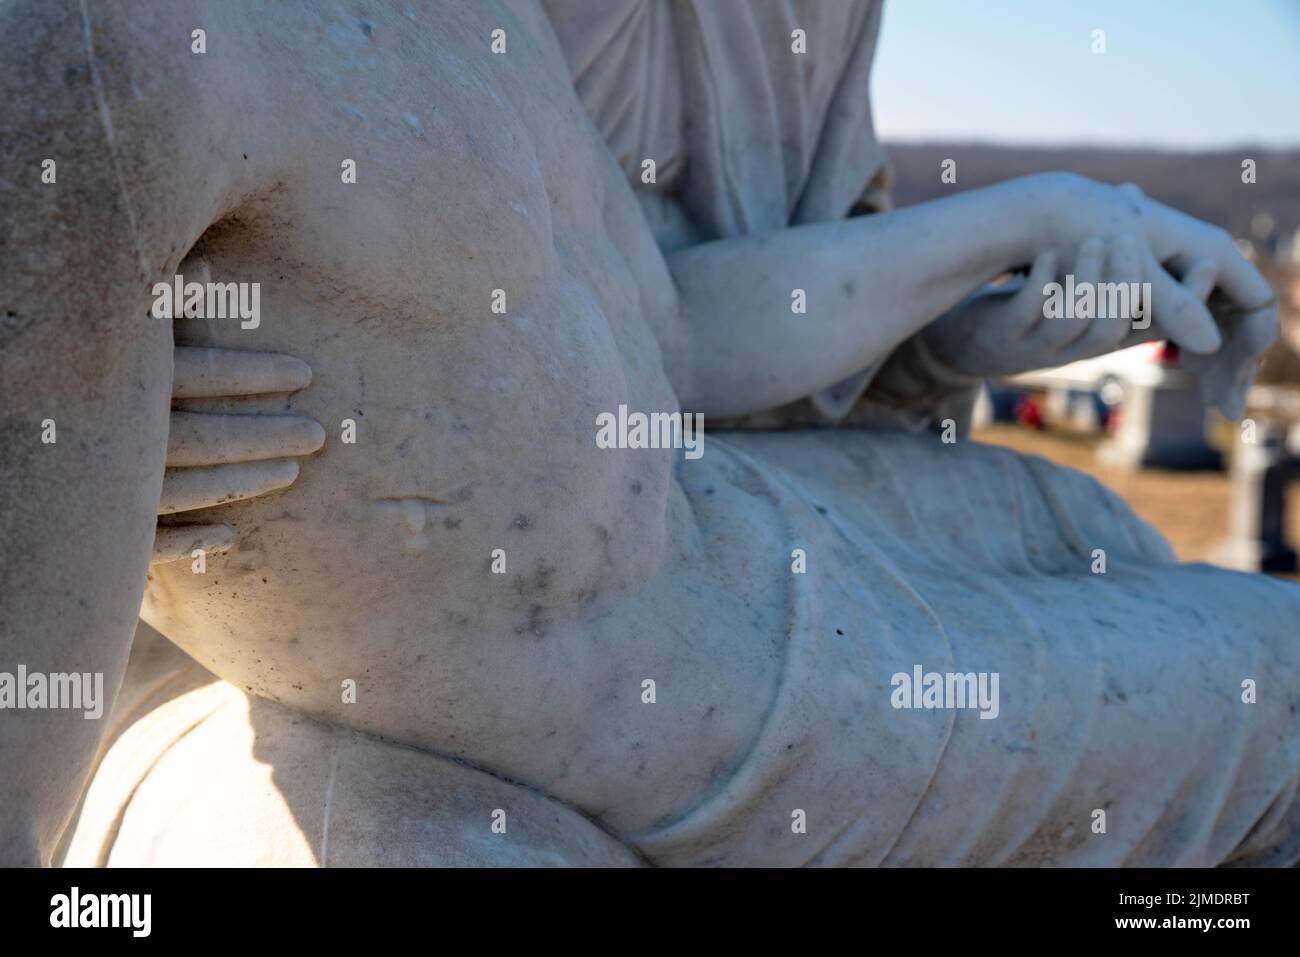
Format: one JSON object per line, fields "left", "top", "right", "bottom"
{"left": 3, "top": 0, "right": 1299, "bottom": 867}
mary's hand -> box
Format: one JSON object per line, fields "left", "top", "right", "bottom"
{"left": 922, "top": 235, "right": 1162, "bottom": 378}
{"left": 151, "top": 257, "right": 324, "bottom": 565}
{"left": 924, "top": 177, "right": 1279, "bottom": 419}
{"left": 1031, "top": 175, "right": 1278, "bottom": 417}
{"left": 1173, "top": 274, "right": 1278, "bottom": 422}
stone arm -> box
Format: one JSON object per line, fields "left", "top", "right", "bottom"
{"left": 0, "top": 0, "right": 255, "bottom": 864}
{"left": 659, "top": 174, "right": 1273, "bottom": 423}
{"left": 659, "top": 180, "right": 1047, "bottom": 419}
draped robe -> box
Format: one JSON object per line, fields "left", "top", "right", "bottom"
{"left": 543, "top": 0, "right": 1300, "bottom": 866}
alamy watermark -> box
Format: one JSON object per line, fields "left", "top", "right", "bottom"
{"left": 151, "top": 273, "right": 261, "bottom": 329}
{"left": 0, "top": 666, "right": 104, "bottom": 719}
{"left": 1043, "top": 275, "right": 1151, "bottom": 329}
{"left": 596, "top": 404, "right": 704, "bottom": 459}
{"left": 891, "top": 664, "right": 1000, "bottom": 719}
{"left": 50, "top": 888, "right": 151, "bottom": 937}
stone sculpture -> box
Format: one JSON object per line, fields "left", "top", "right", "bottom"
{"left": 2, "top": 0, "right": 1298, "bottom": 866}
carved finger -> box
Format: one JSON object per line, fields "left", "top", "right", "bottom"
{"left": 151, "top": 523, "right": 235, "bottom": 564}
{"left": 166, "top": 411, "right": 325, "bottom": 467}
{"left": 1010, "top": 250, "right": 1057, "bottom": 331}
{"left": 158, "top": 459, "right": 300, "bottom": 515}
{"left": 1061, "top": 234, "right": 1145, "bottom": 360}
{"left": 1057, "top": 237, "right": 1106, "bottom": 348}
{"left": 1029, "top": 239, "right": 1104, "bottom": 352}
{"left": 1166, "top": 254, "right": 1218, "bottom": 302}
{"left": 1075, "top": 236, "right": 1107, "bottom": 280}
{"left": 1174, "top": 257, "right": 1234, "bottom": 358}
{"left": 1108, "top": 234, "right": 1144, "bottom": 288}
{"left": 1193, "top": 300, "right": 1278, "bottom": 420}
{"left": 173, "top": 346, "right": 312, "bottom": 398}
{"left": 1145, "top": 251, "right": 1220, "bottom": 354}
{"left": 1208, "top": 234, "right": 1276, "bottom": 316}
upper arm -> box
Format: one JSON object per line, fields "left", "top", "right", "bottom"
{"left": 0, "top": 0, "right": 254, "bottom": 862}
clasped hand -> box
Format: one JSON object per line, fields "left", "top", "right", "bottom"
{"left": 923, "top": 176, "right": 1277, "bottom": 419}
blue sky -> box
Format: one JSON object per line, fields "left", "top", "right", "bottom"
{"left": 873, "top": 0, "right": 1300, "bottom": 149}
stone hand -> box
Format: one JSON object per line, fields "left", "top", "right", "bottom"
{"left": 922, "top": 235, "right": 1160, "bottom": 378}
{"left": 1033, "top": 174, "right": 1277, "bottom": 417}
{"left": 1178, "top": 287, "right": 1279, "bottom": 422}
{"left": 152, "top": 262, "right": 324, "bottom": 564}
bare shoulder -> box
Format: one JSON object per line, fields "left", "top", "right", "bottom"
{"left": 0, "top": 1, "right": 266, "bottom": 363}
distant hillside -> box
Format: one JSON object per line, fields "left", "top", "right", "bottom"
{"left": 882, "top": 143, "right": 1300, "bottom": 239}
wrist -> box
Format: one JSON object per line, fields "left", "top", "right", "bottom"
{"left": 916, "top": 322, "right": 984, "bottom": 384}
{"left": 1004, "top": 172, "right": 1079, "bottom": 259}
{"left": 878, "top": 327, "right": 984, "bottom": 402}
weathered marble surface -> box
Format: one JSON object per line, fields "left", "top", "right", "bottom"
{"left": 2, "top": 0, "right": 1298, "bottom": 867}
{"left": 64, "top": 625, "right": 639, "bottom": 867}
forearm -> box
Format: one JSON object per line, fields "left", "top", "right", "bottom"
{"left": 664, "top": 177, "right": 1051, "bottom": 418}
{"left": 1, "top": 329, "right": 174, "bottom": 865}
